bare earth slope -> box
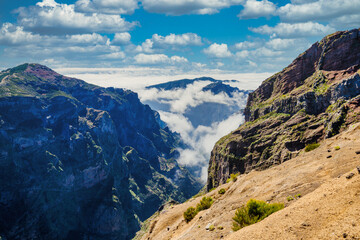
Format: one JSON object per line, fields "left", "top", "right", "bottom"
{"left": 140, "top": 123, "right": 360, "bottom": 240}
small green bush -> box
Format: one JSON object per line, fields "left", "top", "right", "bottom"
{"left": 334, "top": 146, "right": 340, "bottom": 151}
{"left": 232, "top": 199, "right": 284, "bottom": 231}
{"left": 218, "top": 188, "right": 226, "bottom": 194}
{"left": 226, "top": 173, "right": 239, "bottom": 183}
{"left": 295, "top": 193, "right": 301, "bottom": 199}
{"left": 196, "top": 197, "right": 213, "bottom": 211}
{"left": 183, "top": 207, "right": 198, "bottom": 223}
{"left": 305, "top": 143, "right": 320, "bottom": 152}
{"left": 287, "top": 196, "right": 294, "bottom": 202}
{"left": 209, "top": 225, "right": 215, "bottom": 231}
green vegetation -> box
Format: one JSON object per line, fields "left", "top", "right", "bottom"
{"left": 287, "top": 193, "right": 302, "bottom": 201}
{"left": 305, "top": 143, "right": 320, "bottom": 152}
{"left": 218, "top": 188, "right": 226, "bottom": 194}
{"left": 232, "top": 199, "right": 284, "bottom": 231}
{"left": 209, "top": 225, "right": 215, "bottom": 231}
{"left": 226, "top": 173, "right": 239, "bottom": 183}
{"left": 196, "top": 197, "right": 214, "bottom": 212}
{"left": 334, "top": 146, "right": 340, "bottom": 151}
{"left": 217, "top": 226, "right": 224, "bottom": 230}
{"left": 184, "top": 196, "right": 214, "bottom": 223}
{"left": 183, "top": 207, "right": 197, "bottom": 223}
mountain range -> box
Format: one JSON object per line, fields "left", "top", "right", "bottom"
{"left": 0, "top": 63, "right": 202, "bottom": 239}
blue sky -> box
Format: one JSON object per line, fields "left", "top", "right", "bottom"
{"left": 0, "top": 0, "right": 359, "bottom": 84}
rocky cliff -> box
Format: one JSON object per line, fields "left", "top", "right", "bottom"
{"left": 208, "top": 28, "right": 360, "bottom": 190}
{"left": 0, "top": 63, "right": 202, "bottom": 239}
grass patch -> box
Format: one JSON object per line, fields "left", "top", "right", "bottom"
{"left": 232, "top": 199, "right": 284, "bottom": 231}
{"left": 305, "top": 143, "right": 320, "bottom": 152}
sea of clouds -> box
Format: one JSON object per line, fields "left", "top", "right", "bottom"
{"left": 59, "top": 68, "right": 270, "bottom": 183}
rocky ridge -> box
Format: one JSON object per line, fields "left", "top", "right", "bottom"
{"left": 208, "top": 28, "right": 360, "bottom": 189}
{"left": 0, "top": 63, "right": 202, "bottom": 239}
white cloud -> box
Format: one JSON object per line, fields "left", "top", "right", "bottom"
{"left": 137, "top": 80, "right": 249, "bottom": 182}
{"left": 136, "top": 33, "right": 202, "bottom": 53}
{"left": 152, "top": 33, "right": 202, "bottom": 47}
{"left": 204, "top": 43, "right": 232, "bottom": 58}
{"left": 134, "top": 53, "right": 169, "bottom": 64}
{"left": 278, "top": 0, "right": 360, "bottom": 23}
{"left": 250, "top": 22, "right": 335, "bottom": 38}
{"left": 265, "top": 38, "right": 296, "bottom": 50}
{"left": 100, "top": 51, "right": 126, "bottom": 59}
{"left": 16, "top": 0, "right": 137, "bottom": 34}
{"left": 234, "top": 40, "right": 261, "bottom": 50}
{"left": 112, "top": 32, "right": 131, "bottom": 45}
{"left": 135, "top": 39, "right": 154, "bottom": 53}
{"left": 75, "top": 0, "right": 138, "bottom": 15}
{"left": 238, "top": 0, "right": 276, "bottom": 19}
{"left": 141, "top": 0, "right": 244, "bottom": 15}
{"left": 67, "top": 33, "right": 109, "bottom": 45}
{"left": 0, "top": 23, "right": 41, "bottom": 46}
{"left": 134, "top": 53, "right": 188, "bottom": 65}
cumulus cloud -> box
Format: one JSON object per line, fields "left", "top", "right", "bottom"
{"left": 16, "top": 0, "right": 137, "bottom": 34}
{"left": 265, "top": 38, "right": 296, "bottom": 50}
{"left": 141, "top": 0, "right": 244, "bottom": 16}
{"left": 250, "top": 22, "right": 335, "bottom": 38}
{"left": 0, "top": 23, "right": 41, "bottom": 46}
{"left": 134, "top": 53, "right": 188, "bottom": 65}
{"left": 112, "top": 32, "right": 131, "bottom": 45}
{"left": 75, "top": 0, "right": 138, "bottom": 15}
{"left": 136, "top": 33, "right": 202, "bottom": 53}
{"left": 234, "top": 40, "right": 261, "bottom": 50}
{"left": 152, "top": 33, "right": 202, "bottom": 47}
{"left": 204, "top": 43, "right": 232, "bottom": 58}
{"left": 278, "top": 0, "right": 360, "bottom": 23}
{"left": 238, "top": 0, "right": 276, "bottom": 19}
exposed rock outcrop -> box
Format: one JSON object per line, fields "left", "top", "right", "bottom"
{"left": 208, "top": 28, "right": 360, "bottom": 190}
{"left": 0, "top": 64, "right": 202, "bottom": 239}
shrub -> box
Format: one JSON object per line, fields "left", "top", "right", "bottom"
{"left": 209, "top": 225, "right": 215, "bottom": 231}
{"left": 226, "top": 173, "right": 239, "bottom": 183}
{"left": 196, "top": 197, "right": 213, "bottom": 211}
{"left": 183, "top": 207, "right": 198, "bottom": 223}
{"left": 287, "top": 196, "right": 294, "bottom": 202}
{"left": 218, "top": 188, "right": 226, "bottom": 194}
{"left": 232, "top": 199, "right": 284, "bottom": 231}
{"left": 334, "top": 146, "right": 340, "bottom": 151}
{"left": 305, "top": 143, "right": 320, "bottom": 152}
{"left": 295, "top": 193, "right": 302, "bottom": 199}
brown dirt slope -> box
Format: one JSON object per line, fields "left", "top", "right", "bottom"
{"left": 139, "top": 123, "right": 360, "bottom": 240}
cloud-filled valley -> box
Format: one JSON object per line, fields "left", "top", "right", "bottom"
{"left": 138, "top": 79, "right": 250, "bottom": 182}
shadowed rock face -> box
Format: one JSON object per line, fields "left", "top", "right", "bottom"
{"left": 207, "top": 28, "right": 360, "bottom": 190}
{"left": 0, "top": 64, "right": 202, "bottom": 239}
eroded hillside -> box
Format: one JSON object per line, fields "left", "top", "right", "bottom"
{"left": 139, "top": 123, "right": 360, "bottom": 240}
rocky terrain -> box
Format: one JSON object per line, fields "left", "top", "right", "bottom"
{"left": 0, "top": 64, "right": 201, "bottom": 239}
{"left": 139, "top": 122, "right": 360, "bottom": 240}
{"left": 208, "top": 28, "right": 360, "bottom": 189}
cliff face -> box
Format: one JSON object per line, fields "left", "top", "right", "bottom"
{"left": 0, "top": 64, "right": 201, "bottom": 239}
{"left": 208, "top": 28, "right": 360, "bottom": 190}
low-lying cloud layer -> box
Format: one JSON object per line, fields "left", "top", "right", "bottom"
{"left": 138, "top": 80, "right": 248, "bottom": 182}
